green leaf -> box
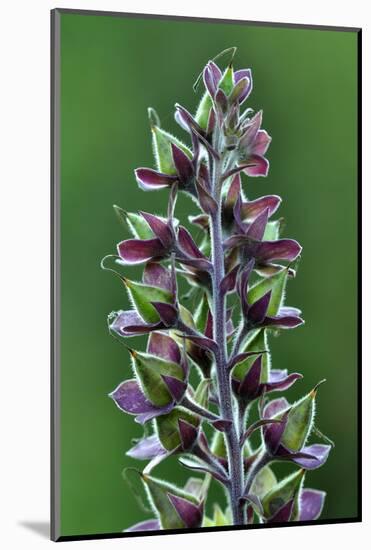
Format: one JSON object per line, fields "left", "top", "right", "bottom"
{"left": 281, "top": 386, "right": 318, "bottom": 452}
{"left": 233, "top": 329, "right": 270, "bottom": 383}
{"left": 251, "top": 465, "right": 277, "bottom": 500}
{"left": 195, "top": 92, "right": 213, "bottom": 130}
{"left": 124, "top": 278, "right": 173, "bottom": 323}
{"left": 155, "top": 407, "right": 199, "bottom": 451}
{"left": 262, "top": 469, "right": 305, "bottom": 519}
{"left": 152, "top": 125, "right": 192, "bottom": 175}
{"left": 130, "top": 350, "right": 184, "bottom": 407}
{"left": 114, "top": 207, "right": 153, "bottom": 240}
{"left": 141, "top": 473, "right": 199, "bottom": 529}
{"left": 247, "top": 267, "right": 289, "bottom": 317}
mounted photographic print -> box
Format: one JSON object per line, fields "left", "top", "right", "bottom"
{"left": 51, "top": 8, "right": 361, "bottom": 542}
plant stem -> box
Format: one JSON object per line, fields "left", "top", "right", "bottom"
{"left": 210, "top": 147, "right": 244, "bottom": 525}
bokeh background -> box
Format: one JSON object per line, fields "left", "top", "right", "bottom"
{"left": 58, "top": 11, "right": 358, "bottom": 537}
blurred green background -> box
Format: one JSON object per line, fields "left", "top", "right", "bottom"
{"left": 59, "top": 11, "right": 358, "bottom": 537}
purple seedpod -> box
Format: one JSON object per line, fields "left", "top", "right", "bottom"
{"left": 233, "top": 193, "right": 247, "bottom": 233}
{"left": 126, "top": 434, "right": 166, "bottom": 460}
{"left": 300, "top": 489, "right": 326, "bottom": 521}
{"left": 262, "top": 308, "right": 304, "bottom": 329}
{"left": 237, "top": 259, "right": 255, "bottom": 317}
{"left": 109, "top": 379, "right": 173, "bottom": 423}
{"left": 196, "top": 180, "right": 217, "bottom": 215}
{"left": 253, "top": 130, "right": 272, "bottom": 156}
{"left": 238, "top": 355, "right": 263, "bottom": 400}
{"left": 289, "top": 444, "right": 331, "bottom": 470}
{"left": 234, "top": 68, "right": 253, "bottom": 103}
{"left": 174, "top": 103, "right": 205, "bottom": 136}
{"left": 182, "top": 333, "right": 219, "bottom": 355}
{"left": 198, "top": 162, "right": 211, "bottom": 191}
{"left": 139, "top": 212, "right": 173, "bottom": 248}
{"left": 110, "top": 310, "right": 164, "bottom": 337}
{"left": 220, "top": 264, "right": 240, "bottom": 296}
{"left": 215, "top": 88, "right": 228, "bottom": 113}
{"left": 171, "top": 143, "right": 194, "bottom": 183}
{"left": 257, "top": 239, "right": 302, "bottom": 263}
{"left": 248, "top": 290, "right": 272, "bottom": 325}
{"left": 264, "top": 371, "right": 303, "bottom": 393}
{"left": 147, "top": 332, "right": 181, "bottom": 364}
{"left": 117, "top": 238, "right": 166, "bottom": 265}
{"left": 178, "top": 418, "right": 199, "bottom": 451}
{"left": 143, "top": 262, "right": 172, "bottom": 292}
{"left": 212, "top": 419, "right": 233, "bottom": 432}
{"left": 126, "top": 519, "right": 161, "bottom": 532}
{"left": 204, "top": 310, "right": 213, "bottom": 339}
{"left": 208, "top": 60, "right": 222, "bottom": 82}
{"left": 263, "top": 410, "right": 289, "bottom": 455}
{"left": 268, "top": 499, "right": 295, "bottom": 523}
{"left": 242, "top": 109, "right": 263, "bottom": 141}
{"left": 161, "top": 375, "right": 187, "bottom": 402}
{"left": 135, "top": 168, "right": 177, "bottom": 190}
{"left": 226, "top": 308, "right": 236, "bottom": 338}
{"left": 225, "top": 173, "right": 241, "bottom": 208}
{"left": 177, "top": 226, "right": 206, "bottom": 259}
{"left": 263, "top": 397, "right": 290, "bottom": 420}
{"left": 246, "top": 207, "right": 270, "bottom": 241}
{"left": 240, "top": 195, "right": 282, "bottom": 222}
{"left": 243, "top": 154, "right": 270, "bottom": 177}
{"left": 203, "top": 63, "right": 218, "bottom": 97}
{"left": 188, "top": 213, "right": 209, "bottom": 230}
{"left": 167, "top": 493, "right": 204, "bottom": 528}
{"left": 151, "top": 302, "right": 178, "bottom": 327}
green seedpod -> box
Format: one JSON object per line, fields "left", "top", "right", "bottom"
{"left": 195, "top": 91, "right": 213, "bottom": 130}
{"left": 194, "top": 293, "right": 210, "bottom": 333}
{"left": 151, "top": 125, "right": 192, "bottom": 175}
{"left": 193, "top": 378, "right": 210, "bottom": 408}
{"left": 199, "top": 233, "right": 211, "bottom": 257}
{"left": 218, "top": 65, "right": 235, "bottom": 96}
{"left": 123, "top": 278, "right": 173, "bottom": 323}
{"left": 155, "top": 407, "right": 199, "bottom": 451}
{"left": 114, "top": 207, "right": 153, "bottom": 240}
{"left": 281, "top": 384, "right": 320, "bottom": 452}
{"left": 130, "top": 350, "right": 184, "bottom": 407}
{"left": 212, "top": 503, "right": 230, "bottom": 526}
{"left": 179, "top": 304, "right": 196, "bottom": 329}
{"left": 233, "top": 329, "right": 270, "bottom": 383}
{"left": 210, "top": 430, "right": 227, "bottom": 459}
{"left": 251, "top": 465, "right": 277, "bottom": 500}
{"left": 262, "top": 468, "right": 305, "bottom": 519}
{"left": 263, "top": 220, "right": 282, "bottom": 242}
{"left": 247, "top": 267, "right": 289, "bottom": 317}
{"left": 141, "top": 473, "right": 199, "bottom": 529}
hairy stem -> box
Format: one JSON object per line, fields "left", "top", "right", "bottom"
{"left": 210, "top": 149, "right": 244, "bottom": 525}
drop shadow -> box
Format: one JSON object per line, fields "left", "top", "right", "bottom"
{"left": 19, "top": 521, "right": 50, "bottom": 539}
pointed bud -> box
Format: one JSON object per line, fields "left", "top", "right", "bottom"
{"left": 281, "top": 381, "right": 325, "bottom": 452}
